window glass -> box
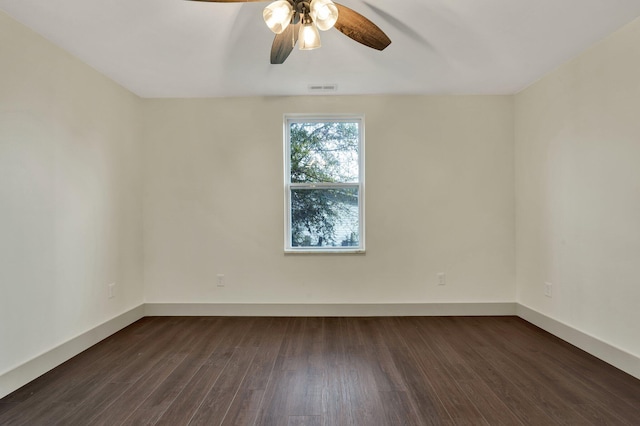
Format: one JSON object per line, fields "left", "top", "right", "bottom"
{"left": 285, "top": 115, "right": 365, "bottom": 253}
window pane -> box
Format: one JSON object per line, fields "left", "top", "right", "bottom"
{"left": 291, "top": 187, "right": 359, "bottom": 248}
{"left": 290, "top": 122, "right": 359, "bottom": 183}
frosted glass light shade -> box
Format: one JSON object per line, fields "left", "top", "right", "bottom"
{"left": 310, "top": 0, "right": 339, "bottom": 31}
{"left": 299, "top": 22, "right": 321, "bottom": 50}
{"left": 263, "top": 1, "right": 294, "bottom": 34}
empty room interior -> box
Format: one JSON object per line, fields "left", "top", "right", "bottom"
{"left": 1, "top": 0, "right": 639, "bottom": 424}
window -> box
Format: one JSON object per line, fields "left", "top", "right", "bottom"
{"left": 284, "top": 114, "right": 365, "bottom": 253}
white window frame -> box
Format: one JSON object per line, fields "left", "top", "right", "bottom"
{"left": 284, "top": 114, "right": 365, "bottom": 253}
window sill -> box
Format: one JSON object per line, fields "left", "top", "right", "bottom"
{"left": 284, "top": 248, "right": 366, "bottom": 255}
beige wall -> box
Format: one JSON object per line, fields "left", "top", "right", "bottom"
{"left": 515, "top": 17, "right": 640, "bottom": 356}
{"left": 0, "top": 11, "right": 144, "bottom": 378}
{"left": 142, "top": 95, "right": 516, "bottom": 304}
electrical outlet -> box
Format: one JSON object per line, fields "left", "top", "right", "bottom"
{"left": 437, "top": 273, "right": 446, "bottom": 286}
{"left": 544, "top": 282, "right": 552, "bottom": 298}
{"left": 216, "top": 274, "right": 225, "bottom": 287}
{"left": 108, "top": 283, "right": 115, "bottom": 299}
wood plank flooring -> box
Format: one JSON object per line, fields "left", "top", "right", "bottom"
{"left": 1, "top": 316, "right": 639, "bottom": 425}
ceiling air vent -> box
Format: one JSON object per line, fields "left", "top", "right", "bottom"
{"left": 308, "top": 84, "right": 338, "bottom": 93}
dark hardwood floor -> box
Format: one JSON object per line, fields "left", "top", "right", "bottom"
{"left": 1, "top": 316, "right": 639, "bottom": 425}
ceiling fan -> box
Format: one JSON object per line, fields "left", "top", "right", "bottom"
{"left": 188, "top": 0, "right": 391, "bottom": 64}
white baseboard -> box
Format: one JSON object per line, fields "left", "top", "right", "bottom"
{"left": 144, "top": 302, "right": 518, "bottom": 317}
{"left": 0, "top": 304, "right": 145, "bottom": 399}
{"left": 517, "top": 304, "right": 640, "bottom": 380}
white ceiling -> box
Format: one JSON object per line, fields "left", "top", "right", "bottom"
{"left": 2, "top": 0, "right": 640, "bottom": 98}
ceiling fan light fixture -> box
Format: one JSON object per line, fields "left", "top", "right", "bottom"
{"left": 299, "top": 19, "right": 321, "bottom": 50}
{"left": 309, "top": 0, "right": 339, "bottom": 31}
{"left": 263, "top": 1, "right": 294, "bottom": 34}
{"left": 195, "top": 0, "right": 391, "bottom": 64}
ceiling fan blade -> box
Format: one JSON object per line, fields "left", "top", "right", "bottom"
{"left": 333, "top": 3, "right": 391, "bottom": 51}
{"left": 271, "top": 23, "right": 300, "bottom": 64}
